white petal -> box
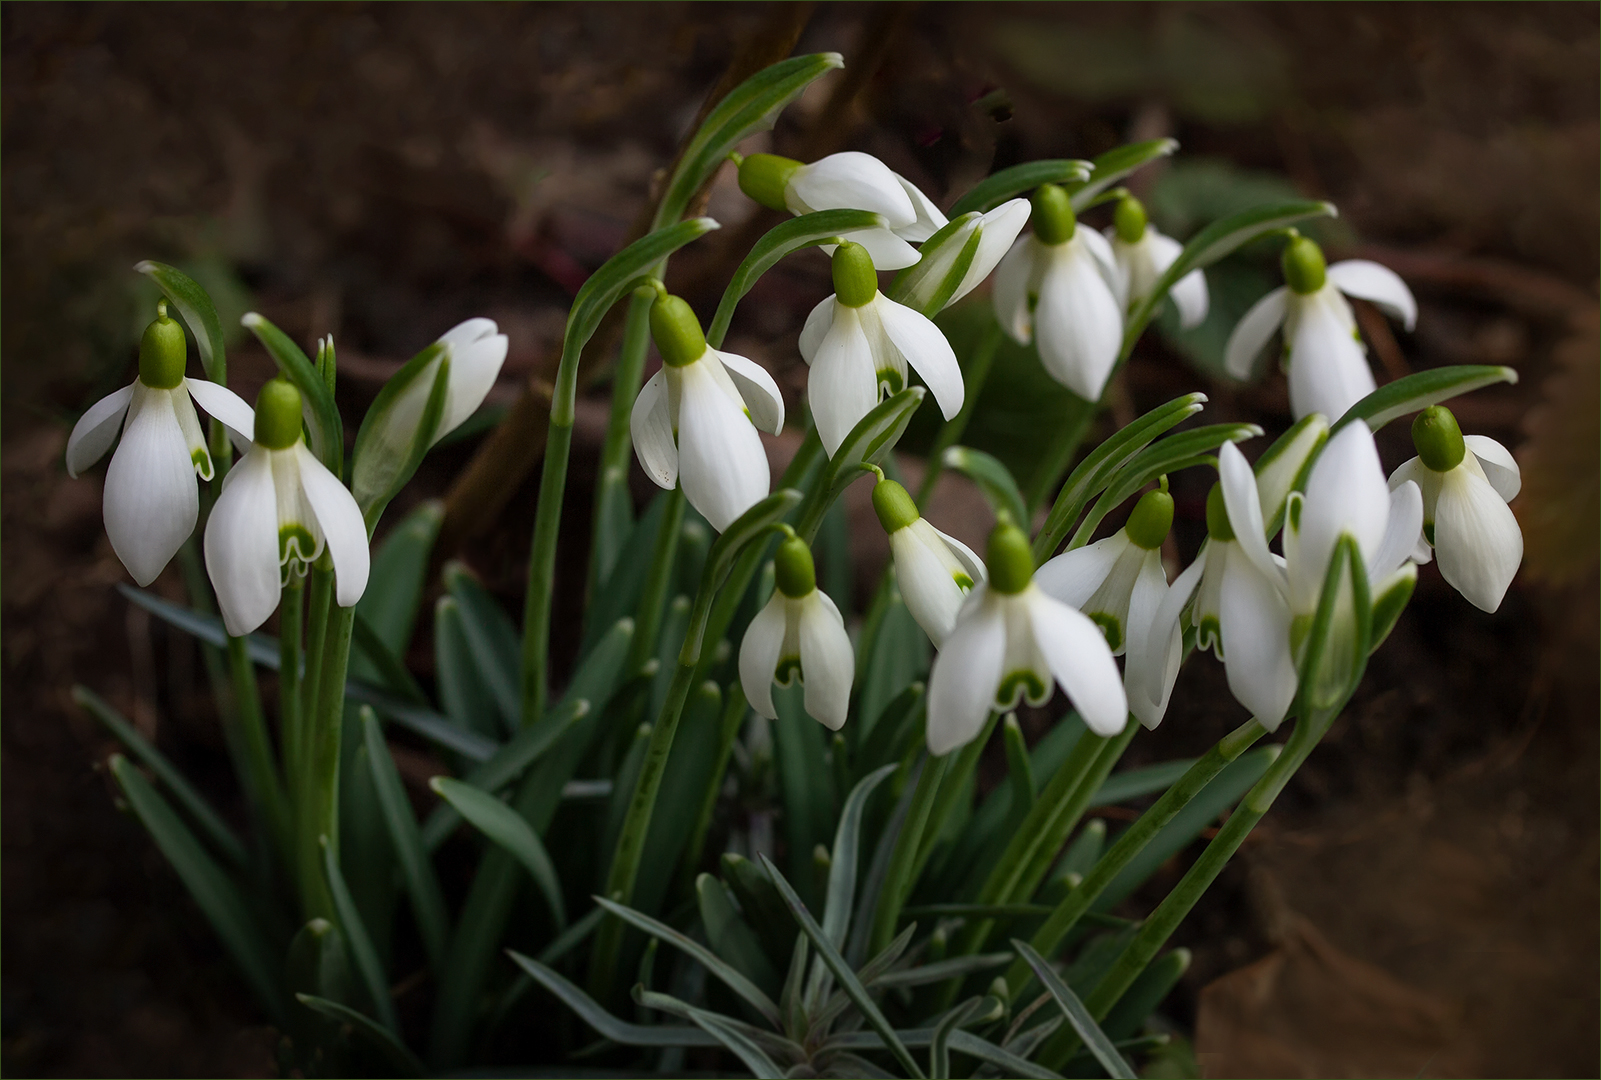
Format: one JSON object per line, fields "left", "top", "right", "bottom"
{"left": 829, "top": 227, "right": 922, "bottom": 271}
{"left": 1034, "top": 246, "right": 1123, "bottom": 401}
{"left": 798, "top": 591, "right": 854, "bottom": 730}
{"left": 1140, "top": 551, "right": 1206, "bottom": 709}
{"left": 1170, "top": 268, "right": 1210, "bottom": 330}
{"left": 1464, "top": 436, "right": 1521, "bottom": 501}
{"left": 891, "top": 523, "right": 968, "bottom": 647}
{"left": 1025, "top": 588, "right": 1128, "bottom": 736}
{"left": 799, "top": 297, "right": 836, "bottom": 366}
{"left": 891, "top": 173, "right": 948, "bottom": 242}
{"left": 739, "top": 593, "right": 789, "bottom": 721}
{"left": 1327, "top": 260, "right": 1417, "bottom": 331}
{"left": 676, "top": 359, "right": 771, "bottom": 532}
{"left": 1218, "top": 554, "right": 1297, "bottom": 731}
{"left": 1434, "top": 466, "right": 1523, "bottom": 613}
{"left": 788, "top": 152, "right": 917, "bottom": 227}
{"left": 1224, "top": 286, "right": 1289, "bottom": 380}
{"left": 931, "top": 524, "right": 985, "bottom": 585}
{"left": 926, "top": 590, "right": 1006, "bottom": 756}
{"left": 1218, "top": 442, "right": 1281, "bottom": 587}
{"left": 1075, "top": 227, "right": 1119, "bottom": 292}
{"left": 713, "top": 349, "right": 785, "bottom": 435}
{"left": 951, "top": 199, "right": 1031, "bottom": 305}
{"left": 1369, "top": 480, "right": 1423, "bottom": 581}
{"left": 295, "top": 443, "right": 370, "bottom": 607}
{"left": 1388, "top": 456, "right": 1442, "bottom": 523}
{"left": 1124, "top": 549, "right": 1175, "bottom": 729}
{"left": 203, "top": 447, "right": 282, "bottom": 635}
{"left": 1286, "top": 289, "right": 1375, "bottom": 422}
{"left": 808, "top": 307, "right": 879, "bottom": 457}
{"left": 183, "top": 378, "right": 256, "bottom": 447}
{"left": 1034, "top": 533, "right": 1123, "bottom": 609}
{"left": 1291, "top": 422, "right": 1390, "bottom": 613}
{"left": 437, "top": 321, "right": 508, "bottom": 439}
{"left": 630, "top": 369, "right": 678, "bottom": 489}
{"left": 873, "top": 296, "right": 964, "bottom": 420}
{"left": 992, "top": 237, "right": 1036, "bottom": 344}
{"left": 66, "top": 383, "right": 135, "bottom": 478}
{"left": 171, "top": 385, "right": 213, "bottom": 481}
{"left": 104, "top": 387, "right": 199, "bottom": 587}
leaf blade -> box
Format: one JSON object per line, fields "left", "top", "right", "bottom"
{"left": 1013, "top": 939, "right": 1136, "bottom": 1080}
{"left": 431, "top": 777, "right": 566, "bottom": 930}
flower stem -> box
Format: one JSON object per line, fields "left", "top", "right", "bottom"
{"left": 916, "top": 318, "right": 1004, "bottom": 508}
{"left": 869, "top": 751, "right": 948, "bottom": 955}
{"left": 279, "top": 577, "right": 304, "bottom": 793}
{"left": 623, "top": 485, "right": 686, "bottom": 677}
{"left": 298, "top": 603, "right": 355, "bottom": 921}
{"left": 301, "top": 564, "right": 333, "bottom": 726}
{"left": 225, "top": 632, "right": 291, "bottom": 872}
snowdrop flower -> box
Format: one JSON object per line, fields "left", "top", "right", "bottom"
{"left": 994, "top": 183, "right": 1123, "bottom": 401}
{"left": 927, "top": 518, "right": 1127, "bottom": 755}
{"left": 204, "top": 378, "right": 369, "bottom": 636}
{"left": 1389, "top": 405, "right": 1522, "bottom": 612}
{"left": 892, "top": 198, "right": 1033, "bottom": 315}
{"left": 871, "top": 476, "right": 985, "bottom": 646}
{"left": 738, "top": 151, "right": 944, "bottom": 270}
{"left": 1036, "top": 483, "right": 1176, "bottom": 729}
{"left": 739, "top": 532, "right": 855, "bottom": 730}
{"left": 1225, "top": 235, "right": 1417, "bottom": 421}
{"left": 1106, "top": 194, "right": 1208, "bottom": 329}
{"left": 66, "top": 302, "right": 255, "bottom": 586}
{"left": 630, "top": 294, "right": 784, "bottom": 532}
{"left": 798, "top": 242, "right": 963, "bottom": 457}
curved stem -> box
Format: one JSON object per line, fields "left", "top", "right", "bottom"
{"left": 519, "top": 390, "right": 576, "bottom": 730}
{"left": 869, "top": 751, "right": 949, "bottom": 956}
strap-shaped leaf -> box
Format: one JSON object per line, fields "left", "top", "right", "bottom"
{"left": 1068, "top": 139, "right": 1178, "bottom": 210}
{"left": 822, "top": 764, "right": 898, "bottom": 950}
{"left": 361, "top": 710, "right": 449, "bottom": 971}
{"left": 942, "top": 446, "right": 1027, "bottom": 528}
{"left": 431, "top": 777, "right": 566, "bottom": 930}
{"left": 634, "top": 987, "right": 797, "bottom": 1076}
{"left": 1012, "top": 939, "right": 1135, "bottom": 1080}
{"left": 350, "top": 341, "right": 450, "bottom": 522}
{"left": 707, "top": 209, "right": 888, "bottom": 347}
{"left": 759, "top": 854, "right": 926, "bottom": 1078}
{"left": 825, "top": 1027, "right": 1067, "bottom": 1080}
{"left": 443, "top": 561, "right": 523, "bottom": 730}
{"left": 593, "top": 896, "right": 782, "bottom": 1027}
{"left": 872, "top": 953, "right": 1013, "bottom": 989}
{"left": 241, "top": 312, "right": 344, "bottom": 473}
{"left": 932, "top": 996, "right": 1003, "bottom": 1079}
{"left": 1370, "top": 563, "right": 1417, "bottom": 652}
{"left": 1100, "top": 948, "right": 1190, "bottom": 1042}
{"left": 1294, "top": 533, "right": 1373, "bottom": 717}
{"left": 109, "top": 755, "right": 283, "bottom": 1023}
{"left": 321, "top": 837, "right": 399, "bottom": 1033}
{"left": 705, "top": 487, "right": 805, "bottom": 595}
{"left": 699, "top": 873, "right": 783, "bottom": 997}
{"left": 798, "top": 388, "right": 926, "bottom": 541}
{"left": 655, "top": 52, "right": 844, "bottom": 229}
{"left": 350, "top": 499, "right": 442, "bottom": 682}
{"left": 1034, "top": 394, "right": 1207, "bottom": 562}
{"left": 888, "top": 213, "right": 982, "bottom": 317}
{"left": 949, "top": 159, "right": 1093, "bottom": 217}
{"left": 135, "top": 260, "right": 227, "bottom": 381}
{"left": 351, "top": 609, "right": 428, "bottom": 704}
{"left": 1333, "top": 364, "right": 1518, "bottom": 433}
{"left": 507, "top": 951, "right": 718, "bottom": 1047}
{"left": 1091, "top": 759, "right": 1198, "bottom": 807}
{"left": 295, "top": 994, "right": 426, "bottom": 1077}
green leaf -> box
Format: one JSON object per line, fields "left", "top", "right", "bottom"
{"left": 74, "top": 685, "right": 247, "bottom": 869}
{"left": 825, "top": 1027, "right": 1067, "bottom": 1080}
{"left": 942, "top": 446, "right": 1027, "bottom": 528}
{"left": 855, "top": 680, "right": 926, "bottom": 779}
{"left": 294, "top": 994, "right": 426, "bottom": 1077}
{"left": 241, "top": 312, "right": 344, "bottom": 474}
{"left": 633, "top": 988, "right": 794, "bottom": 1078}
{"left": 506, "top": 951, "right": 718, "bottom": 1047}
{"left": 593, "top": 896, "right": 782, "bottom": 1028}
{"left": 434, "top": 595, "right": 506, "bottom": 739}
{"left": 349, "top": 499, "right": 442, "bottom": 683}
{"left": 887, "top": 213, "right": 983, "bottom": 317}
{"left": 706, "top": 487, "right": 806, "bottom": 592}
{"left": 134, "top": 260, "right": 227, "bottom": 381}
{"left": 772, "top": 683, "right": 836, "bottom": 895}
{"left": 1369, "top": 564, "right": 1417, "bottom": 652}
{"left": 321, "top": 838, "right": 399, "bottom": 1033}
{"left": 443, "top": 562, "right": 521, "bottom": 729}
{"left": 430, "top": 777, "right": 566, "bottom": 930}
{"left": 350, "top": 609, "right": 428, "bottom": 705}
{"left": 1069, "top": 139, "right": 1179, "bottom": 210}
{"left": 698, "top": 874, "right": 783, "bottom": 998}
{"left": 758, "top": 854, "right": 926, "bottom": 1079}
{"left": 871, "top": 952, "right": 1013, "bottom": 989}
{"left": 932, "top": 996, "right": 1003, "bottom": 1079}
{"left": 655, "top": 52, "right": 844, "bottom": 229}
{"left": 634, "top": 680, "right": 724, "bottom": 915}
{"left": 1333, "top": 364, "right": 1519, "bottom": 434}
{"left": 109, "top": 755, "right": 283, "bottom": 1023}
{"left": 948, "top": 159, "right": 1093, "bottom": 218}
{"left": 1100, "top": 948, "right": 1189, "bottom": 1042}
{"left": 1294, "top": 533, "right": 1373, "bottom": 716}
{"left": 1012, "top": 939, "right": 1135, "bottom": 1080}
{"left": 1091, "top": 759, "right": 1199, "bottom": 807}
{"left": 584, "top": 489, "right": 670, "bottom": 652}
{"left": 350, "top": 340, "right": 451, "bottom": 521}
{"left": 1251, "top": 414, "right": 1329, "bottom": 537}
{"left": 707, "top": 209, "right": 889, "bottom": 347}
{"left": 829, "top": 386, "right": 926, "bottom": 479}
{"left": 361, "top": 709, "right": 449, "bottom": 971}
{"left": 822, "top": 764, "right": 897, "bottom": 950}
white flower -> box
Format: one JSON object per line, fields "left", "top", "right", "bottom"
{"left": 1106, "top": 196, "right": 1207, "bottom": 329}
{"left": 927, "top": 523, "right": 1127, "bottom": 755}
{"left": 1388, "top": 406, "right": 1522, "bottom": 612}
{"left": 893, "top": 198, "right": 1032, "bottom": 315}
{"left": 1225, "top": 240, "right": 1417, "bottom": 422}
{"left": 204, "top": 379, "right": 369, "bottom": 636}
{"left": 872, "top": 476, "right": 984, "bottom": 646}
{"left": 799, "top": 243, "right": 963, "bottom": 457}
{"left": 66, "top": 307, "right": 255, "bottom": 586}
{"left": 739, "top": 536, "right": 855, "bottom": 730}
{"left": 993, "top": 185, "right": 1123, "bottom": 401}
{"left": 630, "top": 296, "right": 784, "bottom": 532}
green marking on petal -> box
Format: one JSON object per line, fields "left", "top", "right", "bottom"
{"left": 952, "top": 572, "right": 974, "bottom": 590}
{"left": 995, "top": 670, "right": 1047, "bottom": 710}
{"left": 1197, "top": 616, "right": 1222, "bottom": 657}
{"left": 280, "top": 523, "right": 318, "bottom": 568}
{"left": 1423, "top": 521, "right": 1435, "bottom": 546}
{"left": 775, "top": 655, "right": 803, "bottom": 686}
{"left": 876, "top": 367, "right": 905, "bottom": 395}
{"left": 1090, "top": 611, "right": 1123, "bottom": 653}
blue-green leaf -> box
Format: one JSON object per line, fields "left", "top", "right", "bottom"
{"left": 241, "top": 312, "right": 344, "bottom": 473}
{"left": 294, "top": 994, "right": 426, "bottom": 1077}
{"left": 1069, "top": 139, "right": 1179, "bottom": 210}
{"left": 362, "top": 709, "right": 449, "bottom": 971}
{"left": 431, "top": 777, "right": 566, "bottom": 930}
{"left": 1013, "top": 939, "right": 1135, "bottom": 1080}
{"left": 698, "top": 873, "right": 783, "bottom": 998}
{"left": 942, "top": 445, "right": 1027, "bottom": 528}
{"left": 948, "top": 159, "right": 1093, "bottom": 217}
{"left": 506, "top": 951, "right": 718, "bottom": 1048}
{"left": 1333, "top": 364, "right": 1518, "bottom": 434}
{"left": 321, "top": 837, "right": 399, "bottom": 1033}
{"left": 349, "top": 499, "right": 442, "bottom": 684}
{"left": 134, "top": 260, "right": 227, "bottom": 381}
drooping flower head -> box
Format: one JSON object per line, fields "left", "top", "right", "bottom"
{"left": 66, "top": 301, "right": 256, "bottom": 586}
{"left": 630, "top": 293, "right": 784, "bottom": 532}
{"left": 994, "top": 183, "right": 1124, "bottom": 402}
{"left": 871, "top": 476, "right": 985, "bottom": 647}
{"left": 891, "top": 198, "right": 1032, "bottom": 316}
{"left": 1106, "top": 194, "right": 1208, "bottom": 330}
{"left": 739, "top": 532, "right": 855, "bottom": 730}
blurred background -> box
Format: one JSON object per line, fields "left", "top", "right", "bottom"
{"left": 3, "top": 3, "right": 1596, "bottom": 1076}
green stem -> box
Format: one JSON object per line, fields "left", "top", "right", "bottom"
{"left": 913, "top": 713, "right": 997, "bottom": 879}
{"left": 870, "top": 751, "right": 950, "bottom": 956}
{"left": 623, "top": 486, "right": 686, "bottom": 676}
{"left": 301, "top": 565, "right": 333, "bottom": 726}
{"left": 1022, "top": 394, "right": 1099, "bottom": 514}
{"left": 520, "top": 410, "right": 575, "bottom": 730}
{"left": 279, "top": 577, "right": 304, "bottom": 795}
{"left": 1002, "top": 719, "right": 1266, "bottom": 995}
{"left": 225, "top": 633, "right": 291, "bottom": 870}
{"left": 299, "top": 604, "right": 355, "bottom": 921}
{"left": 588, "top": 289, "right": 657, "bottom": 600}
{"left": 916, "top": 319, "right": 1004, "bottom": 509}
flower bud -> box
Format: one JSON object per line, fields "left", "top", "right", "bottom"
{"left": 1125, "top": 484, "right": 1174, "bottom": 550}
{"left": 138, "top": 300, "right": 187, "bottom": 389}
{"left": 831, "top": 242, "right": 879, "bottom": 307}
{"left": 1031, "top": 183, "right": 1076, "bottom": 246}
{"left": 736, "top": 153, "right": 801, "bottom": 212}
{"left": 650, "top": 294, "right": 707, "bottom": 368}
{"left": 1411, "top": 405, "right": 1466, "bottom": 472}
{"left": 985, "top": 520, "right": 1034, "bottom": 594}
{"left": 1281, "top": 235, "right": 1327, "bottom": 295}
{"left": 1113, "top": 194, "right": 1148, "bottom": 244}
{"left": 871, "top": 477, "right": 920, "bottom": 534}
{"left": 1205, "top": 481, "right": 1236, "bottom": 542}
{"left": 774, "top": 534, "right": 817, "bottom": 598}
{"left": 254, "top": 378, "right": 303, "bottom": 450}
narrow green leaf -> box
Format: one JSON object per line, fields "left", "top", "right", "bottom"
{"left": 134, "top": 260, "right": 227, "bottom": 381}
{"left": 1370, "top": 564, "right": 1417, "bottom": 652}
{"left": 1252, "top": 414, "right": 1329, "bottom": 537}
{"left": 633, "top": 988, "right": 793, "bottom": 1078}
{"left": 855, "top": 680, "right": 926, "bottom": 779}
{"left": 1091, "top": 759, "right": 1199, "bottom": 807}
{"left": 942, "top": 446, "right": 1027, "bottom": 528}
{"left": 294, "top": 994, "right": 426, "bottom": 1077}
{"left": 584, "top": 488, "right": 670, "bottom": 651}
{"left": 354, "top": 499, "right": 443, "bottom": 665}
{"left": 825, "top": 1028, "right": 1067, "bottom": 1080}
{"left": 705, "top": 487, "right": 805, "bottom": 592}
{"left": 949, "top": 159, "right": 1093, "bottom": 217}
{"left": 506, "top": 951, "right": 718, "bottom": 1047}
{"left": 932, "top": 996, "right": 1002, "bottom": 1079}
{"left": 634, "top": 680, "right": 724, "bottom": 915}
{"left": 109, "top": 756, "right": 283, "bottom": 1023}
{"left": 321, "top": 838, "right": 399, "bottom": 1033}
{"left": 362, "top": 710, "right": 449, "bottom": 971}
{"left": 431, "top": 777, "right": 566, "bottom": 930}
{"left": 443, "top": 561, "right": 521, "bottom": 731}
{"left": 828, "top": 386, "right": 925, "bottom": 479}
{"left": 1068, "top": 139, "right": 1179, "bottom": 210}
{"left": 822, "top": 764, "right": 898, "bottom": 950}
{"left": 698, "top": 874, "right": 783, "bottom": 998}
{"left": 1333, "top": 364, "right": 1518, "bottom": 434}
{"left": 241, "top": 312, "right": 343, "bottom": 473}
{"left": 1013, "top": 939, "right": 1136, "bottom": 1079}
{"left": 1100, "top": 948, "right": 1190, "bottom": 1042}
{"left": 351, "top": 609, "right": 427, "bottom": 705}
{"left": 872, "top": 953, "right": 1013, "bottom": 989}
